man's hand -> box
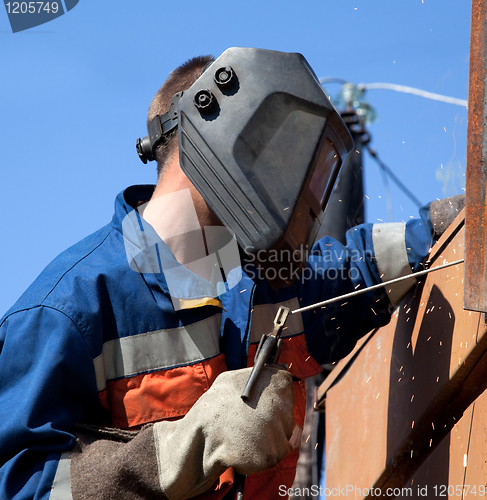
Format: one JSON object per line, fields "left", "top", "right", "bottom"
{"left": 430, "top": 194, "right": 465, "bottom": 240}
{"left": 153, "top": 366, "right": 294, "bottom": 500}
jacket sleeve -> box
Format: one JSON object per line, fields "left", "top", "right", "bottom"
{"left": 0, "top": 306, "right": 197, "bottom": 500}
{"left": 0, "top": 305, "right": 108, "bottom": 499}
{"left": 296, "top": 214, "right": 434, "bottom": 364}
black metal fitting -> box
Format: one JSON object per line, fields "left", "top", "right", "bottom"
{"left": 214, "top": 66, "right": 236, "bottom": 88}
{"left": 136, "top": 136, "right": 152, "bottom": 164}
{"left": 194, "top": 89, "right": 217, "bottom": 112}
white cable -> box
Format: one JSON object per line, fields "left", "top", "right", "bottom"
{"left": 357, "top": 82, "right": 468, "bottom": 108}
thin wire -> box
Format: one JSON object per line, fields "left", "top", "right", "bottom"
{"left": 358, "top": 82, "right": 468, "bottom": 108}
{"left": 366, "top": 147, "right": 424, "bottom": 208}
{"left": 319, "top": 77, "right": 349, "bottom": 85}
{"left": 291, "top": 259, "right": 464, "bottom": 315}
{"left": 375, "top": 154, "right": 394, "bottom": 221}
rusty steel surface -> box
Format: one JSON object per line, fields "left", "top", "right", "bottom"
{"left": 323, "top": 213, "right": 487, "bottom": 499}
{"left": 464, "top": 0, "right": 487, "bottom": 312}
{"left": 406, "top": 388, "right": 487, "bottom": 499}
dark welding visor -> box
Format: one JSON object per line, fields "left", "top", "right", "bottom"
{"left": 137, "top": 47, "right": 353, "bottom": 288}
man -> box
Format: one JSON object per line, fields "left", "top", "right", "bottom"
{"left": 0, "top": 49, "right": 461, "bottom": 499}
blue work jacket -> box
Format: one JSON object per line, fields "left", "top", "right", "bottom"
{"left": 0, "top": 185, "right": 433, "bottom": 499}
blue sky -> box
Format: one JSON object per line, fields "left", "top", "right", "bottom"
{"left": 0, "top": 0, "right": 471, "bottom": 314}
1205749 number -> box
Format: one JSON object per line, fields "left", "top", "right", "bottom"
{"left": 5, "top": 2, "right": 59, "bottom": 14}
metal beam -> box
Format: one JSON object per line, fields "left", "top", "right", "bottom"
{"left": 464, "top": 0, "right": 487, "bottom": 311}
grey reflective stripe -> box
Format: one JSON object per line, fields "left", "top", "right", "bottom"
{"left": 249, "top": 298, "right": 303, "bottom": 344}
{"left": 372, "top": 222, "right": 416, "bottom": 307}
{"left": 49, "top": 451, "right": 72, "bottom": 500}
{"left": 93, "top": 314, "right": 222, "bottom": 391}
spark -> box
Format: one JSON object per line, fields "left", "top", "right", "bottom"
{"left": 427, "top": 336, "right": 431, "bottom": 341}
{"left": 432, "top": 422, "right": 435, "bottom": 430}
{"left": 412, "top": 420, "right": 415, "bottom": 428}
{"left": 436, "top": 376, "right": 440, "bottom": 382}
{"left": 240, "top": 289, "right": 247, "bottom": 293}
{"left": 411, "top": 395, "right": 414, "bottom": 402}
{"left": 283, "top": 207, "right": 289, "bottom": 211}
{"left": 464, "top": 454, "right": 468, "bottom": 467}
{"left": 411, "top": 450, "right": 414, "bottom": 458}
{"left": 371, "top": 308, "right": 377, "bottom": 316}
{"left": 400, "top": 366, "right": 404, "bottom": 371}
{"left": 305, "top": 356, "right": 310, "bottom": 362}
{"left": 429, "top": 439, "right": 432, "bottom": 447}
{"left": 315, "top": 443, "right": 319, "bottom": 449}
{"left": 289, "top": 363, "right": 293, "bottom": 370}
{"left": 407, "top": 342, "right": 411, "bottom": 348}
{"left": 365, "top": 194, "right": 370, "bottom": 199}
{"left": 366, "top": 376, "right": 371, "bottom": 383}
{"left": 306, "top": 434, "right": 310, "bottom": 443}
{"left": 376, "top": 393, "right": 380, "bottom": 399}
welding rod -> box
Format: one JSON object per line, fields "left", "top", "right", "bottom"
{"left": 291, "top": 259, "right": 465, "bottom": 315}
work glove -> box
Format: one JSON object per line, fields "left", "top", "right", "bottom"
{"left": 154, "top": 365, "right": 294, "bottom": 500}
{"left": 430, "top": 194, "right": 465, "bottom": 240}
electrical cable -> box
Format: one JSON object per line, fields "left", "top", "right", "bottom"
{"left": 318, "top": 77, "right": 349, "bottom": 85}
{"left": 375, "top": 152, "right": 394, "bottom": 221}
{"left": 357, "top": 82, "right": 468, "bottom": 108}
{"left": 318, "top": 78, "right": 467, "bottom": 107}
{"left": 366, "top": 146, "right": 424, "bottom": 208}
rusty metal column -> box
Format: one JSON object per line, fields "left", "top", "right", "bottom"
{"left": 464, "top": 0, "right": 487, "bottom": 312}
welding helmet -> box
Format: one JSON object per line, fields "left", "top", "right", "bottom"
{"left": 136, "top": 47, "right": 353, "bottom": 288}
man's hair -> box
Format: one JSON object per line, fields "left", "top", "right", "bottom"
{"left": 147, "top": 55, "right": 214, "bottom": 178}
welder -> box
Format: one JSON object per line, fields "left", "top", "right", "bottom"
{"left": 0, "top": 48, "right": 463, "bottom": 500}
